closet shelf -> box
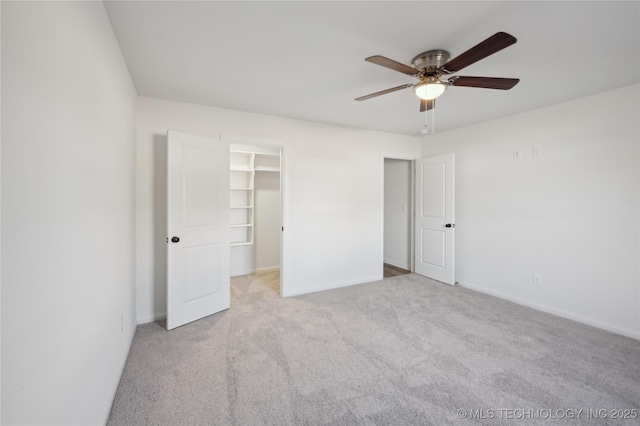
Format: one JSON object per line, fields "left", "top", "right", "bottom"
{"left": 230, "top": 148, "right": 280, "bottom": 246}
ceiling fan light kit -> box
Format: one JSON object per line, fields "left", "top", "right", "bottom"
{"left": 356, "top": 32, "right": 520, "bottom": 121}
{"left": 414, "top": 77, "right": 447, "bottom": 100}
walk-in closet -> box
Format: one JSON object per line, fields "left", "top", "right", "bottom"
{"left": 229, "top": 143, "right": 282, "bottom": 293}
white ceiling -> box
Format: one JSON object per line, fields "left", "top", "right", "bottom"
{"left": 104, "top": 1, "right": 640, "bottom": 136}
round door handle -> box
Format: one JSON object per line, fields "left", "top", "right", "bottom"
{"left": 444, "top": 224, "right": 454, "bottom": 228}
{"left": 171, "top": 236, "right": 180, "bottom": 243}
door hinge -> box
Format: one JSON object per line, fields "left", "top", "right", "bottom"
{"left": 282, "top": 227, "right": 284, "bottom": 231}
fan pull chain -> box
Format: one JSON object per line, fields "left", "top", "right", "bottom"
{"left": 422, "top": 105, "right": 436, "bottom": 135}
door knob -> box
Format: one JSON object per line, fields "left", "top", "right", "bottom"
{"left": 444, "top": 224, "right": 454, "bottom": 228}
{"left": 171, "top": 236, "right": 180, "bottom": 243}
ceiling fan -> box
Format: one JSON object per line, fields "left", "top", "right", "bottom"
{"left": 355, "top": 32, "right": 520, "bottom": 112}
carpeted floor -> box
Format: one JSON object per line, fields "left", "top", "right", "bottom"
{"left": 108, "top": 273, "right": 639, "bottom": 425}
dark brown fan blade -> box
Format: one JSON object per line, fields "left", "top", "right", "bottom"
{"left": 365, "top": 55, "right": 420, "bottom": 76}
{"left": 448, "top": 76, "right": 519, "bottom": 90}
{"left": 419, "top": 99, "right": 435, "bottom": 112}
{"left": 355, "top": 84, "right": 412, "bottom": 101}
{"left": 441, "top": 32, "right": 517, "bottom": 74}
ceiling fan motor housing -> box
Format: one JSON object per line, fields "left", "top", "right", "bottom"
{"left": 411, "top": 50, "right": 450, "bottom": 74}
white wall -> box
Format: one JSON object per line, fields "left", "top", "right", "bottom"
{"left": 383, "top": 159, "right": 412, "bottom": 269}
{"left": 1, "top": 2, "right": 137, "bottom": 424}
{"left": 421, "top": 84, "right": 640, "bottom": 339}
{"left": 136, "top": 97, "right": 420, "bottom": 322}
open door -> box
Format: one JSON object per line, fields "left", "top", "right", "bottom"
{"left": 414, "top": 154, "right": 455, "bottom": 285}
{"left": 167, "top": 131, "right": 230, "bottom": 330}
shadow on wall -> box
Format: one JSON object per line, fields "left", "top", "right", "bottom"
{"left": 153, "top": 133, "right": 168, "bottom": 317}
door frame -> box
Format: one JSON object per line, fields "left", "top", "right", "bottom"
{"left": 221, "top": 134, "right": 286, "bottom": 296}
{"left": 380, "top": 153, "right": 416, "bottom": 278}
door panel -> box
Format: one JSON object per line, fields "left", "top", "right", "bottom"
{"left": 185, "top": 244, "right": 222, "bottom": 301}
{"left": 415, "top": 154, "right": 455, "bottom": 284}
{"left": 420, "top": 228, "right": 445, "bottom": 267}
{"left": 184, "top": 147, "right": 221, "bottom": 226}
{"left": 421, "top": 163, "right": 445, "bottom": 218}
{"left": 167, "top": 131, "right": 230, "bottom": 330}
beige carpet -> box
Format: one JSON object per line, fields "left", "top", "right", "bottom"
{"left": 108, "top": 273, "right": 639, "bottom": 425}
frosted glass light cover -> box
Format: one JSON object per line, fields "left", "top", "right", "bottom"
{"left": 414, "top": 82, "right": 446, "bottom": 100}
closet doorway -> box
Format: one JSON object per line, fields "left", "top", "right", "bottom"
{"left": 229, "top": 141, "right": 283, "bottom": 295}
{"left": 383, "top": 158, "right": 413, "bottom": 278}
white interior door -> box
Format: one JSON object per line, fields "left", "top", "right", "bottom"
{"left": 167, "top": 131, "right": 230, "bottom": 330}
{"left": 414, "top": 154, "right": 455, "bottom": 285}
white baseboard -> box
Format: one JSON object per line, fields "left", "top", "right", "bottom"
{"left": 137, "top": 311, "right": 166, "bottom": 325}
{"left": 282, "top": 275, "right": 381, "bottom": 298}
{"left": 457, "top": 280, "right": 640, "bottom": 341}
{"left": 255, "top": 266, "right": 280, "bottom": 273}
{"left": 232, "top": 266, "right": 280, "bottom": 277}
{"left": 383, "top": 259, "right": 410, "bottom": 270}
{"left": 102, "top": 321, "right": 136, "bottom": 424}
{"left": 231, "top": 269, "right": 254, "bottom": 277}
